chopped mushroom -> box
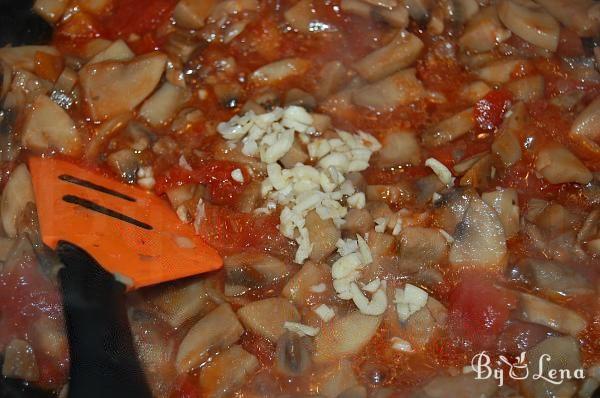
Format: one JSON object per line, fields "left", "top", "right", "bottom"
{"left": 139, "top": 82, "right": 188, "bottom": 127}
{"left": 306, "top": 210, "right": 341, "bottom": 262}
{"left": 250, "top": 58, "right": 310, "bottom": 85}
{"left": 570, "top": 96, "right": 600, "bottom": 153}
{"left": 352, "top": 68, "right": 427, "bottom": 112}
{"left": 449, "top": 195, "right": 508, "bottom": 269}
{"left": 22, "top": 94, "right": 81, "bottom": 155}
{"left": 476, "top": 59, "right": 527, "bottom": 84}
{"left": 313, "top": 311, "right": 382, "bottom": 363}
{"left": 515, "top": 292, "right": 587, "bottom": 336}
{"left": 172, "top": 0, "right": 216, "bottom": 29}
{"left": 497, "top": 0, "right": 560, "bottom": 51}
{"left": 282, "top": 261, "right": 330, "bottom": 306}
{"left": 237, "top": 297, "right": 301, "bottom": 342}
{"left": 535, "top": 0, "right": 600, "bottom": 37}
{"left": 353, "top": 31, "right": 424, "bottom": 82}
{"left": 79, "top": 53, "right": 167, "bottom": 121}
{"left": 2, "top": 339, "right": 39, "bottom": 382}
{"left": 88, "top": 39, "right": 134, "bottom": 65}
{"left": 458, "top": 6, "right": 511, "bottom": 53}
{"left": 418, "top": 374, "right": 498, "bottom": 398}
{"left": 1, "top": 164, "right": 35, "bottom": 238}
{"left": 376, "top": 131, "right": 421, "bottom": 168}
{"left": 481, "top": 188, "right": 520, "bottom": 239}
{"left": 422, "top": 108, "right": 474, "bottom": 147}
{"left": 534, "top": 142, "right": 592, "bottom": 184}
{"left": 175, "top": 303, "right": 244, "bottom": 373}
{"left": 198, "top": 345, "right": 259, "bottom": 398}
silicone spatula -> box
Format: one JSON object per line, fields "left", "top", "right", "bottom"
{"left": 28, "top": 156, "right": 223, "bottom": 289}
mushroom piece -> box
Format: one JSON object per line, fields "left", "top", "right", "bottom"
{"left": 515, "top": 292, "right": 587, "bottom": 336}
{"left": 401, "top": 297, "right": 448, "bottom": 349}
{"left": 535, "top": 0, "right": 600, "bottom": 38}
{"left": 139, "top": 82, "right": 188, "bottom": 127}
{"left": 237, "top": 298, "right": 301, "bottom": 342}
{"left": 175, "top": 303, "right": 244, "bottom": 373}
{"left": 352, "top": 68, "right": 427, "bottom": 112}
{"left": 353, "top": 31, "right": 424, "bottom": 82}
{"left": 22, "top": 94, "right": 82, "bottom": 155}
{"left": 505, "top": 75, "right": 545, "bottom": 102}
{"left": 1, "top": 164, "right": 35, "bottom": 238}
{"left": 306, "top": 210, "right": 341, "bottom": 262}
{"left": 0, "top": 45, "right": 59, "bottom": 72}
{"left": 79, "top": 53, "right": 167, "bottom": 121}
{"left": 449, "top": 195, "right": 507, "bottom": 269}
{"left": 481, "top": 188, "right": 520, "bottom": 239}
{"left": 376, "top": 131, "right": 421, "bottom": 168}
{"left": 33, "top": 0, "right": 69, "bottom": 23}
{"left": 458, "top": 6, "right": 511, "bottom": 53}
{"left": 313, "top": 311, "right": 382, "bottom": 363}
{"left": 570, "top": 96, "right": 600, "bottom": 153}
{"left": 421, "top": 108, "right": 474, "bottom": 147}
{"left": 148, "top": 277, "right": 215, "bottom": 328}
{"left": 476, "top": 59, "right": 527, "bottom": 84}
{"left": 497, "top": 0, "right": 560, "bottom": 51}
{"left": 534, "top": 143, "right": 592, "bottom": 184}
{"left": 87, "top": 39, "right": 134, "bottom": 64}
{"left": 224, "top": 252, "right": 292, "bottom": 297}
{"left": 521, "top": 336, "right": 583, "bottom": 398}
{"left": 275, "top": 331, "right": 312, "bottom": 377}
{"left": 506, "top": 258, "right": 593, "bottom": 298}
{"left": 198, "top": 345, "right": 259, "bottom": 398}
{"left": 250, "top": 58, "right": 310, "bottom": 85}
{"left": 172, "top": 0, "right": 216, "bottom": 29}
{"left": 491, "top": 102, "right": 525, "bottom": 167}
{"left": 316, "top": 360, "right": 360, "bottom": 398}
{"left": 282, "top": 261, "right": 331, "bottom": 306}
{"left": 398, "top": 227, "right": 448, "bottom": 271}
{"left": 2, "top": 339, "right": 39, "bottom": 382}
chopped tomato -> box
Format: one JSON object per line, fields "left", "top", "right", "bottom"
{"left": 447, "top": 271, "right": 517, "bottom": 350}
{"left": 198, "top": 204, "right": 294, "bottom": 258}
{"left": 154, "top": 162, "right": 249, "bottom": 206}
{"left": 556, "top": 28, "right": 585, "bottom": 58}
{"left": 474, "top": 89, "right": 512, "bottom": 132}
{"left": 170, "top": 376, "right": 199, "bottom": 398}
{"left": 102, "top": 0, "right": 177, "bottom": 40}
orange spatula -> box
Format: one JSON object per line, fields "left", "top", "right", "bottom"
{"left": 28, "top": 156, "right": 223, "bottom": 289}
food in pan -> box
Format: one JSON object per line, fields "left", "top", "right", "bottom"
{"left": 0, "top": 0, "right": 599, "bottom": 397}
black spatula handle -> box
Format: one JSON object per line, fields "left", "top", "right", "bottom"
{"left": 57, "top": 241, "right": 152, "bottom": 398}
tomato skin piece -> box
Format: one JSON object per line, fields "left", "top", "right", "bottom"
{"left": 474, "top": 89, "right": 512, "bottom": 132}
{"left": 447, "top": 272, "right": 517, "bottom": 350}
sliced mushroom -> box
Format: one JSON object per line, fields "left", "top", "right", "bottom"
{"left": 422, "top": 108, "right": 474, "bottom": 147}
{"left": 376, "top": 131, "right": 421, "bottom": 168}
{"left": 476, "top": 59, "right": 527, "bottom": 84}
{"left": 22, "top": 94, "right": 81, "bottom": 155}
{"left": 343, "top": 208, "right": 374, "bottom": 236}
{"left": 172, "top": 0, "right": 216, "bottom": 29}
{"left": 317, "top": 360, "right": 360, "bottom": 398}
{"left": 507, "top": 258, "right": 593, "bottom": 298}
{"left": 398, "top": 227, "right": 448, "bottom": 271}
{"left": 505, "top": 75, "right": 544, "bottom": 102}
{"left": 459, "top": 153, "right": 493, "bottom": 190}
{"left": 534, "top": 142, "right": 592, "bottom": 184}
{"left": 570, "top": 96, "right": 600, "bottom": 153}
{"left": 449, "top": 195, "right": 507, "bottom": 269}
{"left": 521, "top": 336, "right": 582, "bottom": 398}
{"left": 401, "top": 297, "right": 448, "bottom": 349}
{"left": 199, "top": 345, "right": 259, "bottom": 398}
{"left": 536, "top": 0, "right": 600, "bottom": 38}
{"left": 497, "top": 0, "right": 560, "bottom": 51}
{"left": 275, "top": 331, "right": 312, "bottom": 377}
{"left": 284, "top": 0, "right": 319, "bottom": 34}
{"left": 282, "top": 261, "right": 330, "bottom": 306}
{"left": 224, "top": 252, "right": 292, "bottom": 296}
{"left": 88, "top": 39, "right": 134, "bottom": 65}
{"left": 313, "top": 311, "right": 381, "bottom": 363}
{"left": 139, "top": 82, "right": 188, "bottom": 127}
{"left": 306, "top": 210, "right": 340, "bottom": 262}
{"left": 353, "top": 31, "right": 423, "bottom": 82}
{"left": 149, "top": 277, "right": 215, "bottom": 328}
{"left": 352, "top": 68, "right": 427, "bottom": 112}
{"left": 0, "top": 46, "right": 59, "bottom": 72}
{"left": 491, "top": 102, "right": 525, "bottom": 167}
{"left": 315, "top": 61, "right": 348, "bottom": 100}
{"left": 33, "top": 0, "right": 69, "bottom": 23}
{"left": 515, "top": 292, "right": 587, "bottom": 336}
{"left": 1, "top": 164, "right": 35, "bottom": 238}
{"left": 79, "top": 53, "right": 167, "bottom": 121}
{"left": 481, "top": 188, "right": 520, "bottom": 239}
{"left": 237, "top": 298, "right": 301, "bottom": 342}
{"left": 250, "top": 58, "right": 310, "bottom": 85}
{"left": 458, "top": 6, "right": 511, "bottom": 53}
{"left": 175, "top": 303, "right": 244, "bottom": 373}
{"left": 2, "top": 339, "right": 39, "bottom": 382}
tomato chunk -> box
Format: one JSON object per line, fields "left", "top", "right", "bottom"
{"left": 154, "top": 161, "right": 249, "bottom": 206}
{"left": 474, "top": 89, "right": 512, "bottom": 132}
{"left": 447, "top": 271, "right": 517, "bottom": 350}
{"left": 103, "top": 0, "right": 177, "bottom": 40}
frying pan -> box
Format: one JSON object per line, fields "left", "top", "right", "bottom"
{"left": 0, "top": 2, "right": 599, "bottom": 398}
